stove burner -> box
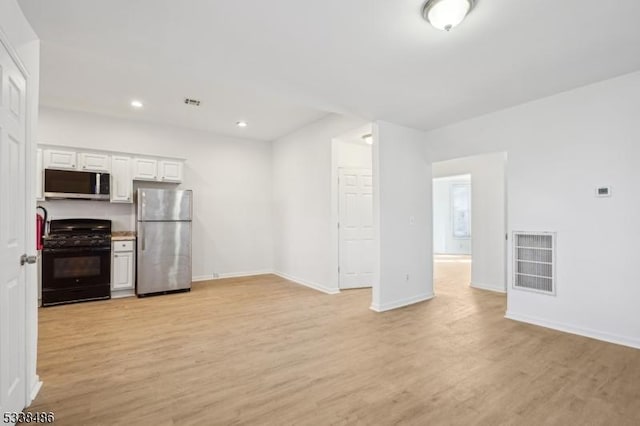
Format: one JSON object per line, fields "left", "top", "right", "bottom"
{"left": 43, "top": 219, "right": 112, "bottom": 249}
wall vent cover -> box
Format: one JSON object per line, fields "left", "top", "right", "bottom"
{"left": 184, "top": 98, "right": 201, "bottom": 106}
{"left": 513, "top": 232, "right": 556, "bottom": 295}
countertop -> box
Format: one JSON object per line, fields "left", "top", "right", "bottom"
{"left": 111, "top": 231, "right": 136, "bottom": 241}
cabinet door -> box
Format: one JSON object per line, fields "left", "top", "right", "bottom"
{"left": 36, "top": 148, "right": 44, "bottom": 201}
{"left": 133, "top": 158, "right": 158, "bottom": 181}
{"left": 44, "top": 149, "right": 77, "bottom": 170}
{"left": 159, "top": 160, "right": 183, "bottom": 183}
{"left": 79, "top": 152, "right": 111, "bottom": 172}
{"left": 112, "top": 251, "right": 134, "bottom": 290}
{"left": 111, "top": 156, "right": 133, "bottom": 203}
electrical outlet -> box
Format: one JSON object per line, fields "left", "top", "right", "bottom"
{"left": 212, "top": 272, "right": 220, "bottom": 279}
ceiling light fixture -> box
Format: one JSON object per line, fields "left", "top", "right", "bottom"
{"left": 422, "top": 0, "right": 475, "bottom": 32}
{"left": 362, "top": 134, "right": 373, "bottom": 145}
{"left": 130, "top": 100, "right": 144, "bottom": 109}
{"left": 236, "top": 121, "right": 248, "bottom": 128}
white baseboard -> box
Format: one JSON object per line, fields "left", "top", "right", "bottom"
{"left": 218, "top": 270, "right": 273, "bottom": 279}
{"left": 192, "top": 274, "right": 215, "bottom": 282}
{"left": 111, "top": 290, "right": 135, "bottom": 299}
{"left": 192, "top": 270, "right": 274, "bottom": 283}
{"left": 471, "top": 282, "right": 507, "bottom": 294}
{"left": 273, "top": 271, "right": 340, "bottom": 295}
{"left": 28, "top": 377, "right": 42, "bottom": 405}
{"left": 370, "top": 293, "right": 434, "bottom": 312}
{"left": 505, "top": 311, "right": 640, "bottom": 350}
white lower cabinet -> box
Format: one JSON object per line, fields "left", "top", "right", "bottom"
{"left": 112, "top": 240, "right": 135, "bottom": 297}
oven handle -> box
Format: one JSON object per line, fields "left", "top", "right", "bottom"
{"left": 43, "top": 247, "right": 111, "bottom": 254}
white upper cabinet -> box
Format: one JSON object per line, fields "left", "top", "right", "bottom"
{"left": 132, "top": 157, "right": 158, "bottom": 181}
{"left": 36, "top": 148, "right": 44, "bottom": 201}
{"left": 111, "top": 156, "right": 133, "bottom": 203}
{"left": 159, "top": 160, "right": 183, "bottom": 183}
{"left": 78, "top": 152, "right": 111, "bottom": 173}
{"left": 44, "top": 149, "right": 77, "bottom": 170}
{"left": 38, "top": 145, "right": 184, "bottom": 202}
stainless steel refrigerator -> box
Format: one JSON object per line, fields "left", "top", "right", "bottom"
{"left": 136, "top": 188, "right": 193, "bottom": 296}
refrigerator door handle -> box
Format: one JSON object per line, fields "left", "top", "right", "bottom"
{"left": 140, "top": 223, "right": 145, "bottom": 251}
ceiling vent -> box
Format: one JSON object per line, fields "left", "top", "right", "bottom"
{"left": 513, "top": 232, "right": 556, "bottom": 295}
{"left": 184, "top": 98, "right": 201, "bottom": 106}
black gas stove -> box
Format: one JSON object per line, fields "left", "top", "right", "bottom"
{"left": 42, "top": 219, "right": 112, "bottom": 307}
{"left": 43, "top": 233, "right": 111, "bottom": 249}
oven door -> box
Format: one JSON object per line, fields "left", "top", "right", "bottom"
{"left": 42, "top": 246, "right": 111, "bottom": 290}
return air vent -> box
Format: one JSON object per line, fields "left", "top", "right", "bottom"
{"left": 184, "top": 98, "right": 201, "bottom": 106}
{"left": 513, "top": 232, "right": 556, "bottom": 295}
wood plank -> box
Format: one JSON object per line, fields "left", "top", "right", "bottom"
{"left": 25, "top": 256, "right": 640, "bottom": 425}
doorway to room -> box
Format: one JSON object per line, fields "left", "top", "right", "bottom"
{"left": 431, "top": 152, "right": 508, "bottom": 296}
{"left": 331, "top": 124, "right": 374, "bottom": 291}
{"left": 433, "top": 174, "right": 473, "bottom": 293}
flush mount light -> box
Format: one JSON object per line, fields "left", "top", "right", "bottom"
{"left": 236, "top": 121, "right": 248, "bottom": 128}
{"left": 130, "top": 100, "right": 143, "bottom": 109}
{"left": 422, "top": 0, "right": 476, "bottom": 32}
{"left": 362, "top": 134, "right": 373, "bottom": 145}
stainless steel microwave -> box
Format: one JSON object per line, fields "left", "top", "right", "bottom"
{"left": 44, "top": 169, "right": 110, "bottom": 200}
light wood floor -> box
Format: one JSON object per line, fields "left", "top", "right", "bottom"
{"left": 27, "top": 256, "right": 640, "bottom": 425}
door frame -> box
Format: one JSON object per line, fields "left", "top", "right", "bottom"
{"left": 431, "top": 152, "right": 509, "bottom": 295}
{"left": 0, "top": 26, "right": 41, "bottom": 408}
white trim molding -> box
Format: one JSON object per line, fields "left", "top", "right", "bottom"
{"left": 192, "top": 275, "right": 215, "bottom": 282}
{"left": 370, "top": 293, "right": 434, "bottom": 313}
{"left": 28, "top": 378, "right": 43, "bottom": 405}
{"left": 218, "top": 270, "right": 273, "bottom": 279}
{"left": 192, "top": 270, "right": 274, "bottom": 283}
{"left": 471, "top": 282, "right": 507, "bottom": 294}
{"left": 505, "top": 311, "right": 640, "bottom": 350}
{"left": 273, "top": 272, "right": 340, "bottom": 295}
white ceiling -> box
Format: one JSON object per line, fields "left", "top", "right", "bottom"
{"left": 18, "top": 0, "right": 640, "bottom": 141}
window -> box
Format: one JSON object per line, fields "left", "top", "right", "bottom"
{"left": 451, "top": 183, "right": 471, "bottom": 239}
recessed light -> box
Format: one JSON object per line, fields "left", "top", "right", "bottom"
{"left": 236, "top": 121, "right": 248, "bottom": 128}
{"left": 130, "top": 100, "right": 143, "bottom": 109}
{"left": 362, "top": 134, "right": 373, "bottom": 145}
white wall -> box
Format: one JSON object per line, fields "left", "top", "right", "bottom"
{"left": 1, "top": 0, "right": 41, "bottom": 407}
{"left": 272, "top": 114, "right": 367, "bottom": 293}
{"left": 372, "top": 121, "right": 432, "bottom": 311}
{"left": 433, "top": 175, "right": 472, "bottom": 255}
{"left": 425, "top": 71, "right": 640, "bottom": 348}
{"left": 433, "top": 153, "right": 507, "bottom": 293}
{"left": 335, "top": 127, "right": 373, "bottom": 169}
{"left": 38, "top": 107, "right": 274, "bottom": 280}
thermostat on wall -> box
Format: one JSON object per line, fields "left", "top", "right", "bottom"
{"left": 596, "top": 186, "right": 612, "bottom": 197}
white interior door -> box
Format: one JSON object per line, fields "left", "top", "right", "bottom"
{"left": 339, "top": 168, "right": 374, "bottom": 289}
{"left": 0, "top": 40, "right": 28, "bottom": 417}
